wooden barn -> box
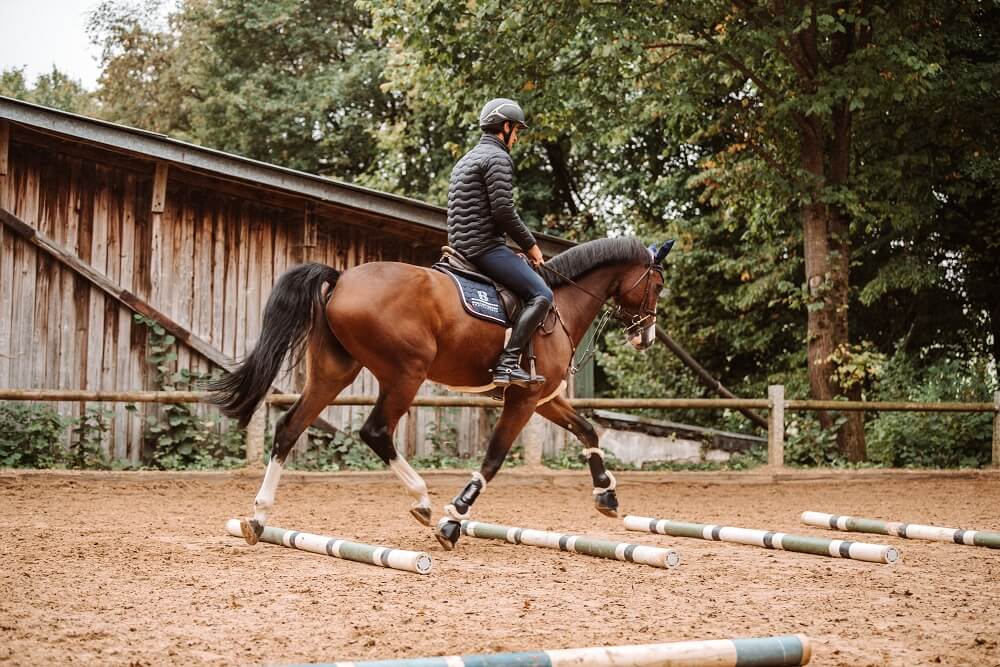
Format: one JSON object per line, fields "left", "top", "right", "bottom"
{"left": 0, "top": 96, "right": 581, "bottom": 464}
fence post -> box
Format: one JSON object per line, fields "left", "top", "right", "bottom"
{"left": 245, "top": 405, "right": 266, "bottom": 467}
{"left": 521, "top": 414, "right": 546, "bottom": 468}
{"left": 768, "top": 385, "right": 785, "bottom": 468}
{"left": 993, "top": 391, "right": 999, "bottom": 469}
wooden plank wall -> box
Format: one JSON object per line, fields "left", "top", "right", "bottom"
{"left": 0, "top": 129, "right": 569, "bottom": 464}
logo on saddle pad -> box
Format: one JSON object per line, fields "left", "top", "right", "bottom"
{"left": 471, "top": 290, "right": 500, "bottom": 314}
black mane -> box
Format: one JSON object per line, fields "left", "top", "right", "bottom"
{"left": 543, "top": 237, "right": 651, "bottom": 287}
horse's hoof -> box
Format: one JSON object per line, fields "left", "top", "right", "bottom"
{"left": 410, "top": 505, "right": 432, "bottom": 526}
{"left": 239, "top": 518, "right": 264, "bottom": 545}
{"left": 594, "top": 490, "right": 619, "bottom": 517}
{"left": 435, "top": 519, "right": 461, "bottom": 551}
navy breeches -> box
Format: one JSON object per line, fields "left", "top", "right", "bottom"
{"left": 473, "top": 245, "right": 553, "bottom": 304}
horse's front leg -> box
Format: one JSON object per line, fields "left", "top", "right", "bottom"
{"left": 535, "top": 395, "right": 618, "bottom": 517}
{"left": 435, "top": 397, "right": 537, "bottom": 550}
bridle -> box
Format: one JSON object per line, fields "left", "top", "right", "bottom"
{"left": 617, "top": 262, "right": 664, "bottom": 339}
{"left": 539, "top": 260, "right": 664, "bottom": 374}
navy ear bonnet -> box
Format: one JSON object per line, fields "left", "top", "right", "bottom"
{"left": 648, "top": 239, "right": 675, "bottom": 265}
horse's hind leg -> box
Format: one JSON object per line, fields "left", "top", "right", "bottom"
{"left": 358, "top": 372, "right": 432, "bottom": 525}
{"left": 241, "top": 323, "right": 360, "bottom": 545}
{"left": 535, "top": 395, "right": 619, "bottom": 517}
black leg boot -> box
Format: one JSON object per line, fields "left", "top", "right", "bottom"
{"left": 493, "top": 296, "right": 550, "bottom": 388}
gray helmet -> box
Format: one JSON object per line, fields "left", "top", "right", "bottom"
{"left": 479, "top": 98, "right": 528, "bottom": 131}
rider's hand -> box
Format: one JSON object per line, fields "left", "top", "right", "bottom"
{"left": 527, "top": 245, "right": 545, "bottom": 266}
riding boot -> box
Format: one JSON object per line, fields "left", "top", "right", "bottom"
{"left": 493, "top": 296, "right": 550, "bottom": 388}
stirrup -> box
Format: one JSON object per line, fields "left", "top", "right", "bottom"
{"left": 493, "top": 366, "right": 545, "bottom": 388}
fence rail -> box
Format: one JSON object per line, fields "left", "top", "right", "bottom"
{"left": 1, "top": 387, "right": 997, "bottom": 468}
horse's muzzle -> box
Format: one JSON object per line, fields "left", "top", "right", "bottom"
{"left": 627, "top": 321, "right": 656, "bottom": 351}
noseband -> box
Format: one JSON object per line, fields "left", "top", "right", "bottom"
{"left": 614, "top": 263, "right": 664, "bottom": 339}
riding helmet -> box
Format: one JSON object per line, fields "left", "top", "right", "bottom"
{"left": 479, "top": 98, "right": 528, "bottom": 132}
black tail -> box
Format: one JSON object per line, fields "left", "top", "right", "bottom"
{"left": 206, "top": 263, "right": 340, "bottom": 427}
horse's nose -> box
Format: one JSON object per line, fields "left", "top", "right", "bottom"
{"left": 628, "top": 322, "right": 656, "bottom": 350}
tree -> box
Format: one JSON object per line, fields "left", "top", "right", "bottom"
{"left": 0, "top": 66, "right": 97, "bottom": 115}
{"left": 91, "top": 0, "right": 401, "bottom": 178}
{"left": 365, "top": 0, "right": 993, "bottom": 460}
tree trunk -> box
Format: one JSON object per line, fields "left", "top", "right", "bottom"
{"left": 799, "top": 119, "right": 864, "bottom": 461}
{"left": 989, "top": 299, "right": 1000, "bottom": 381}
{"left": 800, "top": 124, "right": 836, "bottom": 422}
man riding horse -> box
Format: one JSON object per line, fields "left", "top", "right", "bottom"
{"left": 209, "top": 95, "right": 673, "bottom": 552}
{"left": 447, "top": 98, "right": 551, "bottom": 388}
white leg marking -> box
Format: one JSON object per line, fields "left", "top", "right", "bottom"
{"left": 390, "top": 457, "right": 430, "bottom": 508}
{"left": 252, "top": 458, "right": 283, "bottom": 524}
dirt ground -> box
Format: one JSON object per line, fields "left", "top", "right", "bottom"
{"left": 1, "top": 468, "right": 998, "bottom": 667}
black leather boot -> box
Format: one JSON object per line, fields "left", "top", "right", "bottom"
{"left": 493, "top": 296, "right": 550, "bottom": 387}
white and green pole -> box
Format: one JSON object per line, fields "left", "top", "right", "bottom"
{"left": 624, "top": 515, "right": 899, "bottom": 564}
{"left": 305, "top": 634, "right": 812, "bottom": 667}
{"left": 802, "top": 511, "right": 1000, "bottom": 549}
{"left": 458, "top": 519, "right": 680, "bottom": 569}
{"left": 224, "top": 520, "right": 433, "bottom": 574}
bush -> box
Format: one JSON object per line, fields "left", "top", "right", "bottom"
{"left": 867, "top": 354, "right": 995, "bottom": 468}
{"left": 0, "top": 401, "right": 69, "bottom": 468}
{"left": 289, "top": 426, "right": 383, "bottom": 471}
{"left": 68, "top": 406, "right": 112, "bottom": 469}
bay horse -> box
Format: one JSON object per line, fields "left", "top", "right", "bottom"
{"left": 208, "top": 236, "right": 671, "bottom": 550}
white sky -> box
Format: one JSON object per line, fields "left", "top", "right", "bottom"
{"left": 0, "top": 0, "right": 105, "bottom": 90}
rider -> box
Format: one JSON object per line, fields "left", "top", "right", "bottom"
{"left": 447, "top": 98, "right": 553, "bottom": 388}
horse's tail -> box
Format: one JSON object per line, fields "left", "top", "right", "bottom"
{"left": 206, "top": 263, "right": 340, "bottom": 427}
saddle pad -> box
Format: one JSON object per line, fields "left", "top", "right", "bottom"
{"left": 433, "top": 265, "right": 509, "bottom": 326}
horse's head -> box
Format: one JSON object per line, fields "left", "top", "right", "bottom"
{"left": 611, "top": 240, "right": 673, "bottom": 351}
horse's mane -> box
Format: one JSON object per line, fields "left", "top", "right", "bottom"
{"left": 543, "top": 237, "right": 651, "bottom": 287}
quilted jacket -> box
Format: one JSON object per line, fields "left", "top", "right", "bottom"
{"left": 446, "top": 134, "right": 537, "bottom": 258}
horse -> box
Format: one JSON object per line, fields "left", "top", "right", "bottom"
{"left": 207, "top": 236, "right": 672, "bottom": 550}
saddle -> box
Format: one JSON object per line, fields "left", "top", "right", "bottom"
{"left": 432, "top": 247, "right": 523, "bottom": 327}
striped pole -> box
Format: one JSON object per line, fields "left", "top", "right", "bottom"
{"left": 459, "top": 520, "right": 680, "bottom": 569}
{"left": 624, "top": 515, "right": 899, "bottom": 564}
{"left": 302, "top": 634, "right": 812, "bottom": 667}
{"left": 802, "top": 511, "right": 1000, "bottom": 549}
{"left": 224, "top": 520, "right": 433, "bottom": 575}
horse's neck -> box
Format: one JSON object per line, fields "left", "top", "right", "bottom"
{"left": 552, "top": 265, "right": 619, "bottom": 344}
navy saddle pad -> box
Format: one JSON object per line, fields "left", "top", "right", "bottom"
{"left": 433, "top": 264, "right": 509, "bottom": 326}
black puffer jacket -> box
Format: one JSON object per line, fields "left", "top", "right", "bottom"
{"left": 446, "top": 134, "right": 537, "bottom": 258}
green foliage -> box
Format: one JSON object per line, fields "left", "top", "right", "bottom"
{"left": 0, "top": 66, "right": 97, "bottom": 114}
{"left": 0, "top": 402, "right": 69, "bottom": 468}
{"left": 867, "top": 354, "right": 995, "bottom": 468}
{"left": 68, "top": 407, "right": 113, "bottom": 469}
{"left": 89, "top": 0, "right": 401, "bottom": 179}
{"left": 135, "top": 314, "right": 245, "bottom": 469}
{"left": 827, "top": 342, "right": 886, "bottom": 393}
{"left": 785, "top": 413, "right": 852, "bottom": 467}
{"left": 76, "top": 1, "right": 1000, "bottom": 467}
{"left": 289, "top": 426, "right": 382, "bottom": 472}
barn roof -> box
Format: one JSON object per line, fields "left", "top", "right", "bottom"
{"left": 0, "top": 95, "right": 574, "bottom": 255}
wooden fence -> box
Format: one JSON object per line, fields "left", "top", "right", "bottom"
{"left": 1, "top": 387, "right": 997, "bottom": 468}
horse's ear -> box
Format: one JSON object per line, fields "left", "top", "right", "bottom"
{"left": 654, "top": 239, "right": 675, "bottom": 264}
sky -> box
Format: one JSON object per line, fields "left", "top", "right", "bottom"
{"left": 0, "top": 0, "right": 106, "bottom": 90}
